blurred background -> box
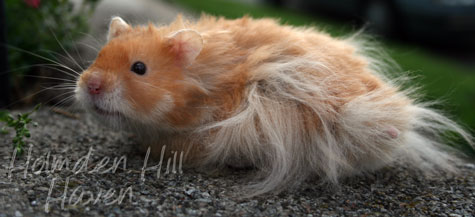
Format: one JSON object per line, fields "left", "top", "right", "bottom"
{"left": 1, "top": 0, "right": 474, "bottom": 154}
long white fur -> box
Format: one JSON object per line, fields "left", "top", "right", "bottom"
{"left": 78, "top": 25, "right": 474, "bottom": 196}
{"left": 195, "top": 35, "right": 473, "bottom": 196}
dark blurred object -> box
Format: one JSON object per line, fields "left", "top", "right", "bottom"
{"left": 266, "top": 0, "right": 475, "bottom": 47}
{"left": 0, "top": 0, "right": 10, "bottom": 108}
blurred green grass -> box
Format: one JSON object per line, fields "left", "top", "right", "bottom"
{"left": 173, "top": 0, "right": 475, "bottom": 155}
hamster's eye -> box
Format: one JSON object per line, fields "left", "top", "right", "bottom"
{"left": 131, "top": 61, "right": 146, "bottom": 75}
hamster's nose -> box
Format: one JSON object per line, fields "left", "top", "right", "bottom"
{"left": 87, "top": 78, "right": 102, "bottom": 95}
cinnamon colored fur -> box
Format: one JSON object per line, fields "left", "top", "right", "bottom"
{"left": 75, "top": 15, "right": 474, "bottom": 196}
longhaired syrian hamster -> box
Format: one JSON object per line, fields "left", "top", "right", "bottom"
{"left": 75, "top": 15, "right": 473, "bottom": 195}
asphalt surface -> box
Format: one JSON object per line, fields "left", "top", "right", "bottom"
{"left": 0, "top": 108, "right": 474, "bottom": 217}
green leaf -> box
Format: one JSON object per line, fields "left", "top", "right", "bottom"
{"left": 0, "top": 110, "right": 9, "bottom": 122}
{"left": 33, "top": 103, "right": 42, "bottom": 111}
{"left": 2, "top": 105, "right": 42, "bottom": 156}
{"left": 16, "top": 146, "right": 23, "bottom": 155}
{"left": 21, "top": 113, "right": 29, "bottom": 119}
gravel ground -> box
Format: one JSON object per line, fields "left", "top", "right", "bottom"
{"left": 1, "top": 108, "right": 474, "bottom": 217}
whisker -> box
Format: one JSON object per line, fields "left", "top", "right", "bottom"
{"left": 68, "top": 34, "right": 88, "bottom": 69}
{"left": 24, "top": 75, "right": 77, "bottom": 83}
{"left": 6, "top": 45, "right": 80, "bottom": 76}
{"left": 40, "top": 87, "right": 76, "bottom": 105}
{"left": 78, "top": 31, "right": 104, "bottom": 48}
{"left": 38, "top": 49, "right": 84, "bottom": 72}
{"left": 47, "top": 83, "right": 77, "bottom": 88}
{"left": 39, "top": 84, "right": 76, "bottom": 91}
{"left": 39, "top": 84, "right": 76, "bottom": 93}
{"left": 1, "top": 83, "right": 75, "bottom": 108}
{"left": 36, "top": 62, "right": 81, "bottom": 78}
{"left": 50, "top": 94, "right": 76, "bottom": 108}
{"left": 78, "top": 41, "right": 100, "bottom": 53}
{"left": 39, "top": 80, "right": 76, "bottom": 87}
{"left": 2, "top": 63, "right": 80, "bottom": 79}
{"left": 39, "top": 64, "right": 81, "bottom": 79}
{"left": 49, "top": 30, "right": 85, "bottom": 71}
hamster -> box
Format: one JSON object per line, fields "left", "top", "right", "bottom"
{"left": 75, "top": 15, "right": 473, "bottom": 195}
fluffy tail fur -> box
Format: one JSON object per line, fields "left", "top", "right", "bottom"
{"left": 199, "top": 33, "right": 473, "bottom": 196}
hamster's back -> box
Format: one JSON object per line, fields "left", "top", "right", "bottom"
{"left": 78, "top": 15, "right": 473, "bottom": 196}
{"left": 184, "top": 16, "right": 472, "bottom": 196}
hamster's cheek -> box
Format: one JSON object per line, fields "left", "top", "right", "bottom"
{"left": 150, "top": 93, "right": 175, "bottom": 118}
{"left": 74, "top": 80, "right": 90, "bottom": 106}
{"left": 127, "top": 93, "right": 175, "bottom": 124}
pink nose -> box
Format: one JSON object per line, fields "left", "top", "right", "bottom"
{"left": 87, "top": 78, "right": 102, "bottom": 95}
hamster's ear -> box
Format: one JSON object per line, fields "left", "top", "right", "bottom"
{"left": 108, "top": 17, "right": 131, "bottom": 41}
{"left": 167, "top": 29, "right": 203, "bottom": 68}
